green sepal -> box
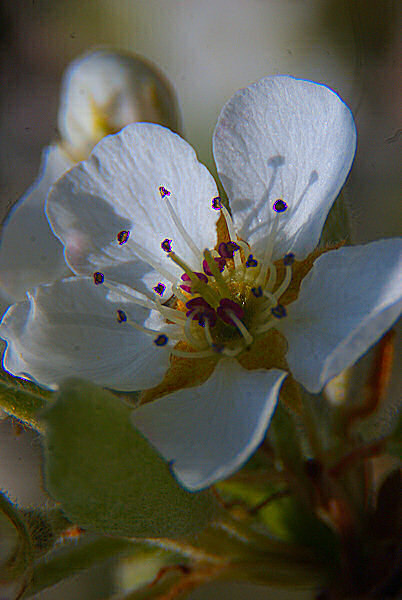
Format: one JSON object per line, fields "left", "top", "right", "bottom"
{"left": 270, "top": 402, "right": 307, "bottom": 482}
{"left": 386, "top": 411, "right": 402, "bottom": 459}
{"left": 0, "top": 368, "right": 51, "bottom": 431}
{"left": 41, "top": 379, "right": 218, "bottom": 538}
{"left": 23, "top": 535, "right": 182, "bottom": 598}
{"left": 319, "top": 192, "right": 351, "bottom": 248}
{"left": 0, "top": 492, "right": 33, "bottom": 582}
{"left": 110, "top": 568, "right": 188, "bottom": 600}
{"left": 20, "top": 508, "right": 72, "bottom": 559}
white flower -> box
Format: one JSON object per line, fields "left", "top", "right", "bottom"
{"left": 1, "top": 76, "right": 401, "bottom": 491}
{"left": 0, "top": 49, "right": 180, "bottom": 310}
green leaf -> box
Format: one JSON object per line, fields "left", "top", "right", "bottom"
{"left": 0, "top": 368, "right": 51, "bottom": 431}
{"left": 41, "top": 379, "right": 218, "bottom": 538}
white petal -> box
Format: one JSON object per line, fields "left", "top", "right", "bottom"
{"left": 213, "top": 76, "right": 357, "bottom": 260}
{"left": 281, "top": 239, "right": 402, "bottom": 393}
{"left": 0, "top": 145, "right": 73, "bottom": 304}
{"left": 0, "top": 278, "right": 171, "bottom": 391}
{"left": 47, "top": 123, "right": 219, "bottom": 292}
{"left": 132, "top": 360, "right": 287, "bottom": 491}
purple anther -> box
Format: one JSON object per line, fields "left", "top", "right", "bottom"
{"left": 212, "top": 196, "right": 222, "bottom": 210}
{"left": 185, "top": 297, "right": 217, "bottom": 327}
{"left": 117, "top": 230, "right": 130, "bottom": 245}
{"left": 273, "top": 199, "right": 288, "bottom": 213}
{"left": 159, "top": 186, "right": 171, "bottom": 198}
{"left": 117, "top": 309, "right": 127, "bottom": 323}
{"left": 202, "top": 256, "right": 226, "bottom": 276}
{"left": 245, "top": 254, "right": 258, "bottom": 268}
{"left": 218, "top": 241, "right": 240, "bottom": 258}
{"left": 217, "top": 298, "right": 245, "bottom": 325}
{"left": 154, "top": 334, "right": 169, "bottom": 346}
{"left": 161, "top": 238, "right": 172, "bottom": 252}
{"left": 185, "top": 297, "right": 211, "bottom": 313}
{"left": 181, "top": 272, "right": 208, "bottom": 284}
{"left": 93, "top": 272, "right": 104, "bottom": 285}
{"left": 283, "top": 253, "right": 295, "bottom": 266}
{"left": 198, "top": 307, "right": 217, "bottom": 327}
{"left": 153, "top": 282, "right": 166, "bottom": 296}
{"left": 271, "top": 304, "right": 287, "bottom": 319}
{"left": 251, "top": 286, "right": 263, "bottom": 298}
{"left": 180, "top": 272, "right": 208, "bottom": 293}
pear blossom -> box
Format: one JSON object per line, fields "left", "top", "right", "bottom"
{"left": 1, "top": 76, "right": 401, "bottom": 491}
{"left": 0, "top": 49, "right": 180, "bottom": 311}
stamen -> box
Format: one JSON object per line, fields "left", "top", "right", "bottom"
{"left": 218, "top": 202, "right": 242, "bottom": 269}
{"left": 283, "top": 253, "right": 295, "bottom": 266}
{"left": 117, "top": 230, "right": 130, "bottom": 245}
{"left": 204, "top": 319, "right": 214, "bottom": 347}
{"left": 245, "top": 254, "right": 258, "bottom": 268}
{"left": 222, "top": 345, "right": 244, "bottom": 357}
{"left": 271, "top": 304, "right": 287, "bottom": 319}
{"left": 273, "top": 265, "right": 292, "bottom": 301}
{"left": 262, "top": 290, "right": 277, "bottom": 306}
{"left": 153, "top": 282, "right": 166, "bottom": 296}
{"left": 218, "top": 241, "right": 240, "bottom": 259}
{"left": 154, "top": 302, "right": 187, "bottom": 324}
{"left": 255, "top": 200, "right": 286, "bottom": 286}
{"left": 264, "top": 263, "right": 277, "bottom": 292}
{"left": 172, "top": 282, "right": 194, "bottom": 305}
{"left": 161, "top": 239, "right": 172, "bottom": 253}
{"left": 202, "top": 256, "right": 226, "bottom": 276}
{"left": 203, "top": 249, "right": 231, "bottom": 297}
{"left": 121, "top": 234, "right": 178, "bottom": 284}
{"left": 180, "top": 272, "right": 208, "bottom": 293}
{"left": 159, "top": 187, "right": 201, "bottom": 260}
{"left": 158, "top": 186, "right": 171, "bottom": 198}
{"left": 93, "top": 272, "right": 104, "bottom": 285}
{"left": 212, "top": 196, "right": 222, "bottom": 210}
{"left": 102, "top": 281, "right": 156, "bottom": 311}
{"left": 169, "top": 252, "right": 219, "bottom": 306}
{"left": 186, "top": 298, "right": 217, "bottom": 327}
{"left": 217, "top": 298, "right": 245, "bottom": 325}
{"left": 235, "top": 239, "right": 251, "bottom": 255}
{"left": 273, "top": 199, "right": 288, "bottom": 213}
{"left": 255, "top": 320, "right": 276, "bottom": 335}
{"left": 154, "top": 334, "right": 169, "bottom": 346}
{"left": 185, "top": 297, "right": 211, "bottom": 313}
{"left": 117, "top": 309, "right": 127, "bottom": 323}
{"left": 184, "top": 314, "right": 210, "bottom": 350}
{"left": 251, "top": 286, "right": 263, "bottom": 298}
{"left": 125, "top": 316, "right": 179, "bottom": 340}
{"left": 226, "top": 312, "right": 253, "bottom": 346}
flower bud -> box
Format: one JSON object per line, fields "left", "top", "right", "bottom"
{"left": 58, "top": 48, "right": 181, "bottom": 161}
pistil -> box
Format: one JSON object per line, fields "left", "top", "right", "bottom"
{"left": 203, "top": 249, "right": 231, "bottom": 297}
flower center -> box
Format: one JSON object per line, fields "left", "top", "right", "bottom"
{"left": 92, "top": 188, "right": 295, "bottom": 361}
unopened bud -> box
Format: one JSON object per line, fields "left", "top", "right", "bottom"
{"left": 58, "top": 48, "right": 181, "bottom": 161}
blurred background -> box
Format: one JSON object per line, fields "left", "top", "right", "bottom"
{"left": 0, "top": 1, "right": 400, "bottom": 598}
